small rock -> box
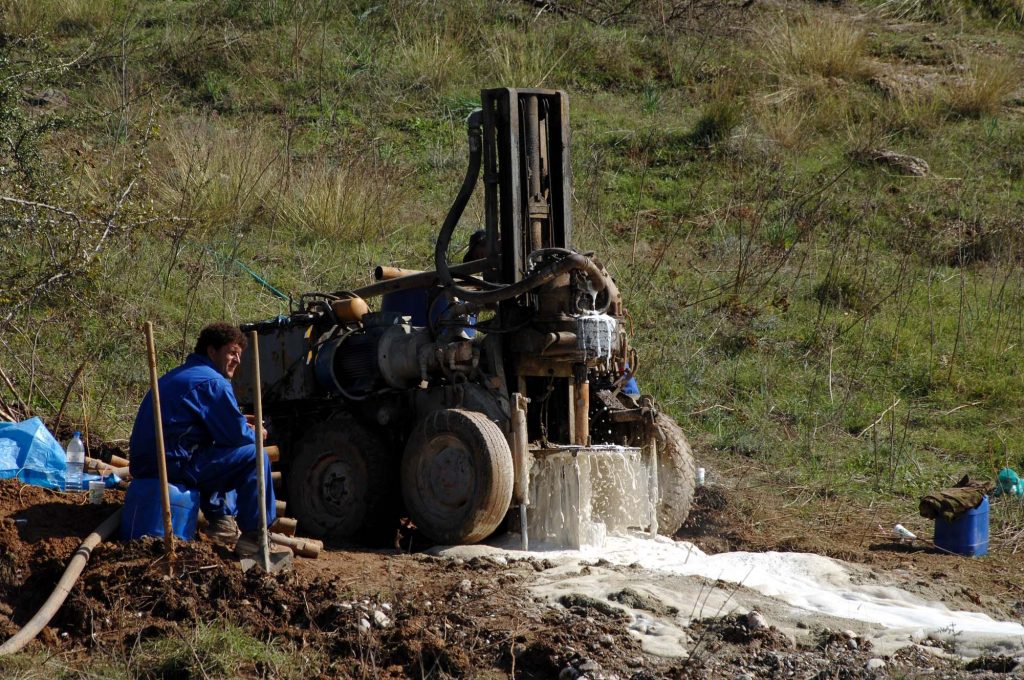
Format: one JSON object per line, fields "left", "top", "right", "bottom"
{"left": 599, "top": 634, "right": 615, "bottom": 646}
{"left": 865, "top": 658, "right": 886, "bottom": 671}
{"left": 559, "top": 667, "right": 578, "bottom": 680}
{"left": 626, "top": 657, "right": 644, "bottom": 668}
{"left": 842, "top": 630, "right": 857, "bottom": 639}
{"left": 847, "top": 638, "right": 859, "bottom": 650}
{"left": 746, "top": 611, "right": 769, "bottom": 631}
{"left": 357, "top": 618, "right": 371, "bottom": 633}
{"left": 854, "top": 148, "right": 930, "bottom": 177}
{"left": 579, "top": 659, "right": 600, "bottom": 672}
{"left": 460, "top": 579, "right": 473, "bottom": 593}
{"left": 24, "top": 88, "right": 69, "bottom": 108}
{"left": 372, "top": 610, "right": 392, "bottom": 628}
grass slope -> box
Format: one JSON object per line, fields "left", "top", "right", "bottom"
{"left": 1, "top": 0, "right": 1023, "bottom": 509}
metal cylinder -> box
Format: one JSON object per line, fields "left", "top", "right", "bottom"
{"left": 374, "top": 266, "right": 423, "bottom": 281}
{"left": 511, "top": 393, "right": 530, "bottom": 505}
{"left": 331, "top": 297, "right": 369, "bottom": 323}
{"left": 573, "top": 375, "right": 589, "bottom": 446}
{"left": 525, "top": 95, "right": 543, "bottom": 252}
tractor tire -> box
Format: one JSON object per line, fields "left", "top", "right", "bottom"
{"left": 401, "top": 409, "right": 513, "bottom": 545}
{"left": 650, "top": 411, "right": 696, "bottom": 535}
{"left": 287, "top": 416, "right": 393, "bottom": 543}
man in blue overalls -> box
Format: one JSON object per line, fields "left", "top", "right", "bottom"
{"left": 129, "top": 322, "right": 278, "bottom": 557}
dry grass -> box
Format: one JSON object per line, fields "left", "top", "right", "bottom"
{"left": 943, "top": 53, "right": 1020, "bottom": 118}
{"left": 0, "top": 0, "right": 112, "bottom": 36}
{"left": 153, "top": 120, "right": 283, "bottom": 232}
{"left": 277, "top": 156, "right": 405, "bottom": 242}
{"left": 874, "top": 0, "right": 963, "bottom": 21}
{"left": 485, "top": 25, "right": 567, "bottom": 89}
{"left": 753, "top": 99, "right": 809, "bottom": 151}
{"left": 761, "top": 14, "right": 875, "bottom": 83}
{"left": 152, "top": 119, "right": 407, "bottom": 242}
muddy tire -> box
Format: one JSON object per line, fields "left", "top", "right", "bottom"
{"left": 287, "top": 416, "right": 393, "bottom": 543}
{"left": 651, "top": 411, "right": 696, "bottom": 535}
{"left": 401, "top": 409, "right": 513, "bottom": 544}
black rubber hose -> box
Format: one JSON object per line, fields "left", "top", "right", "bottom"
{"left": 435, "top": 110, "right": 484, "bottom": 292}
{"left": 443, "top": 247, "right": 613, "bottom": 308}
{"left": 434, "top": 112, "right": 614, "bottom": 308}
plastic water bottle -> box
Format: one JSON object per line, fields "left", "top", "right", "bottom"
{"left": 66, "top": 432, "right": 85, "bottom": 491}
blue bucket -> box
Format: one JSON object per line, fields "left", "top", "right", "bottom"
{"left": 120, "top": 478, "right": 199, "bottom": 541}
{"left": 934, "top": 495, "right": 988, "bottom": 557}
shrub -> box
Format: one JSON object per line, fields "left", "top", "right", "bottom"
{"left": 761, "top": 14, "right": 875, "bottom": 83}
{"left": 690, "top": 96, "right": 743, "bottom": 147}
{"left": 943, "top": 53, "right": 1020, "bottom": 118}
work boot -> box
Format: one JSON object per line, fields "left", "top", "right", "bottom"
{"left": 235, "top": 531, "right": 293, "bottom": 560}
{"left": 203, "top": 515, "right": 241, "bottom": 547}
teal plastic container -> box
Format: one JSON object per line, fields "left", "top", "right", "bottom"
{"left": 934, "top": 495, "right": 988, "bottom": 557}
{"left": 120, "top": 478, "right": 199, "bottom": 541}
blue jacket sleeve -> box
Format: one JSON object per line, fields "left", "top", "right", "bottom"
{"left": 181, "top": 379, "right": 255, "bottom": 449}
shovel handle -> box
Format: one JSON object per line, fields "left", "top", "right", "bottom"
{"left": 144, "top": 322, "right": 175, "bottom": 561}
{"left": 249, "top": 331, "right": 272, "bottom": 572}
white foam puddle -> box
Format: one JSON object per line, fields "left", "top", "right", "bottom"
{"left": 453, "top": 533, "right": 1024, "bottom": 658}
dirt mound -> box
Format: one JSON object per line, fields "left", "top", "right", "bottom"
{"left": 0, "top": 478, "right": 632, "bottom": 677}
{"left": 0, "top": 477, "right": 1013, "bottom": 678}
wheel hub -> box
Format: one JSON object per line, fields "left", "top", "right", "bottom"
{"left": 426, "top": 437, "right": 472, "bottom": 508}
{"left": 308, "top": 456, "right": 359, "bottom": 514}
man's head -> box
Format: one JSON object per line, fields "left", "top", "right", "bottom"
{"left": 464, "top": 229, "right": 489, "bottom": 263}
{"left": 194, "top": 323, "right": 247, "bottom": 379}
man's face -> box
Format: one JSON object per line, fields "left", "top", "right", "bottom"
{"left": 207, "top": 342, "right": 244, "bottom": 379}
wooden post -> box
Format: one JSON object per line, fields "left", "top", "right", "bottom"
{"left": 144, "top": 322, "right": 175, "bottom": 562}
{"left": 249, "top": 331, "right": 271, "bottom": 572}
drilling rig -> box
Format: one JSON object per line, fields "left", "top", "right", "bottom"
{"left": 234, "top": 88, "right": 695, "bottom": 547}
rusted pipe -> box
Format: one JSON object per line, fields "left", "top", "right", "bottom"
{"left": 374, "top": 266, "right": 423, "bottom": 281}
{"left": 353, "top": 258, "right": 489, "bottom": 300}
{"left": 107, "top": 453, "right": 130, "bottom": 467}
{"left": 511, "top": 393, "right": 530, "bottom": 551}
{"left": 270, "top": 516, "right": 297, "bottom": 537}
{"left": 0, "top": 508, "right": 123, "bottom": 655}
{"left": 573, "top": 374, "right": 589, "bottom": 447}
{"left": 269, "top": 532, "right": 322, "bottom": 559}
{"left": 648, "top": 430, "right": 659, "bottom": 538}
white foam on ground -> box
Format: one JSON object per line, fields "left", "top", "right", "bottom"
{"left": 453, "top": 532, "right": 1024, "bottom": 657}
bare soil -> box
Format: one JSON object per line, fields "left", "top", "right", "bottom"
{"left": 0, "top": 474, "right": 1020, "bottom": 678}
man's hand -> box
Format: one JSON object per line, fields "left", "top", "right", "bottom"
{"left": 245, "top": 414, "right": 268, "bottom": 442}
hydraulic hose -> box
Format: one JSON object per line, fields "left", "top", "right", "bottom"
{"left": 0, "top": 508, "right": 123, "bottom": 655}
{"left": 434, "top": 111, "right": 617, "bottom": 309}
{"left": 435, "top": 111, "right": 484, "bottom": 293}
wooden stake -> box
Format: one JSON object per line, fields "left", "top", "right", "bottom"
{"left": 144, "top": 322, "right": 175, "bottom": 562}
{"left": 249, "top": 331, "right": 271, "bottom": 572}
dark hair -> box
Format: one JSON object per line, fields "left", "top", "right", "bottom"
{"left": 194, "top": 322, "right": 247, "bottom": 355}
{"left": 464, "top": 229, "right": 488, "bottom": 263}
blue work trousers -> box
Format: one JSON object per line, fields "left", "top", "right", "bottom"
{"left": 167, "top": 444, "right": 276, "bottom": 533}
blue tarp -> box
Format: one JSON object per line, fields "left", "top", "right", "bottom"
{"left": 0, "top": 417, "right": 67, "bottom": 490}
